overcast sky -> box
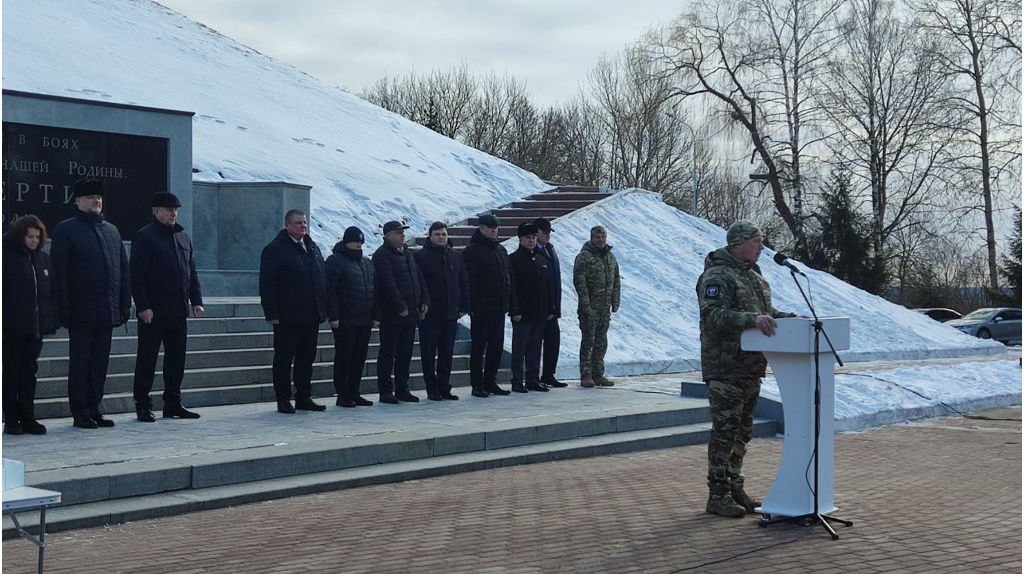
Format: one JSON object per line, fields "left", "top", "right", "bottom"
{"left": 157, "top": 0, "right": 685, "bottom": 107}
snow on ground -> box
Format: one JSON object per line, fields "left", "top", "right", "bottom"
{"left": 2, "top": 0, "right": 548, "bottom": 246}
{"left": 513, "top": 189, "right": 1006, "bottom": 379}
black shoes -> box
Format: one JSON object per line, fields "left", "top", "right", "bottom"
{"left": 485, "top": 385, "right": 511, "bottom": 396}
{"left": 526, "top": 383, "right": 550, "bottom": 392}
{"left": 92, "top": 415, "right": 115, "bottom": 427}
{"left": 511, "top": 383, "right": 529, "bottom": 393}
{"left": 379, "top": 394, "right": 400, "bottom": 405}
{"left": 471, "top": 388, "right": 490, "bottom": 398}
{"left": 22, "top": 421, "right": 46, "bottom": 435}
{"left": 353, "top": 396, "right": 374, "bottom": 406}
{"left": 164, "top": 405, "right": 201, "bottom": 419}
{"left": 441, "top": 392, "right": 459, "bottom": 401}
{"left": 396, "top": 391, "right": 420, "bottom": 403}
{"left": 295, "top": 399, "right": 327, "bottom": 411}
{"left": 277, "top": 400, "right": 296, "bottom": 414}
{"left": 136, "top": 407, "right": 156, "bottom": 423}
{"left": 542, "top": 377, "right": 568, "bottom": 388}
{"left": 4, "top": 423, "right": 23, "bottom": 435}
{"left": 336, "top": 398, "right": 357, "bottom": 408}
{"left": 427, "top": 393, "right": 443, "bottom": 401}
{"left": 73, "top": 417, "right": 98, "bottom": 429}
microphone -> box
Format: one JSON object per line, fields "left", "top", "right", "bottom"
{"left": 773, "top": 252, "right": 807, "bottom": 276}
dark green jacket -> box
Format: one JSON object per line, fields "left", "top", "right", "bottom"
{"left": 696, "top": 248, "right": 794, "bottom": 381}
{"left": 573, "top": 241, "right": 620, "bottom": 310}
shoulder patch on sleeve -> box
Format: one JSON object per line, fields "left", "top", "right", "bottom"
{"left": 704, "top": 284, "right": 721, "bottom": 299}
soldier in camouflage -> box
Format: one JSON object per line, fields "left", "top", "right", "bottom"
{"left": 696, "top": 220, "right": 796, "bottom": 518}
{"left": 573, "top": 225, "right": 621, "bottom": 387}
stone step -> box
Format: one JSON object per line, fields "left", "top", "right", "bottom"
{"left": 465, "top": 215, "right": 548, "bottom": 227}
{"left": 554, "top": 185, "right": 603, "bottom": 193}
{"left": 35, "top": 353, "right": 476, "bottom": 400}
{"left": 55, "top": 316, "right": 289, "bottom": 338}
{"left": 491, "top": 207, "right": 575, "bottom": 218}
{"left": 510, "top": 200, "right": 593, "bottom": 209}
{"left": 525, "top": 192, "right": 614, "bottom": 202}
{"left": 3, "top": 405, "right": 773, "bottom": 536}
{"left": 41, "top": 330, "right": 335, "bottom": 357}
{"left": 35, "top": 340, "right": 472, "bottom": 378}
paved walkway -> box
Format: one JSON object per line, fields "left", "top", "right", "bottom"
{"left": 3, "top": 407, "right": 1019, "bottom": 573}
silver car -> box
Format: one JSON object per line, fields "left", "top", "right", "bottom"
{"left": 947, "top": 308, "right": 1022, "bottom": 344}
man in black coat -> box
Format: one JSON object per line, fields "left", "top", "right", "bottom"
{"left": 372, "top": 220, "right": 430, "bottom": 404}
{"left": 508, "top": 222, "right": 555, "bottom": 393}
{"left": 461, "top": 213, "right": 515, "bottom": 398}
{"left": 50, "top": 179, "right": 131, "bottom": 429}
{"left": 259, "top": 209, "right": 329, "bottom": 414}
{"left": 414, "top": 222, "right": 470, "bottom": 401}
{"left": 3, "top": 216, "right": 59, "bottom": 435}
{"left": 130, "top": 192, "right": 204, "bottom": 423}
{"left": 534, "top": 217, "right": 567, "bottom": 387}
{"left": 325, "top": 226, "right": 376, "bottom": 408}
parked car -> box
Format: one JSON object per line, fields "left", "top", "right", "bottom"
{"left": 913, "top": 308, "right": 963, "bottom": 323}
{"left": 947, "top": 308, "right": 1022, "bottom": 344}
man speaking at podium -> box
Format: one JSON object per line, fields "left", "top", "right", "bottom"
{"left": 696, "top": 220, "right": 795, "bottom": 518}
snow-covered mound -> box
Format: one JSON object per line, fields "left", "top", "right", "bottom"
{"left": 2, "top": 0, "right": 547, "bottom": 245}
{"left": 511, "top": 189, "right": 1005, "bottom": 377}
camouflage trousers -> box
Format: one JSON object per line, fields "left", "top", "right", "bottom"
{"left": 706, "top": 378, "right": 761, "bottom": 494}
{"left": 578, "top": 299, "right": 611, "bottom": 378}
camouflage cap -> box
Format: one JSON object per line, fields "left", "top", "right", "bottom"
{"left": 590, "top": 225, "right": 608, "bottom": 237}
{"left": 726, "top": 220, "right": 762, "bottom": 247}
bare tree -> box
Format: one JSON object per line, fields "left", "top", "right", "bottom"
{"left": 913, "top": 0, "right": 1023, "bottom": 291}
{"left": 822, "top": 0, "right": 953, "bottom": 272}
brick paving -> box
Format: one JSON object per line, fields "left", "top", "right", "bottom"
{"left": 3, "top": 407, "right": 1020, "bottom": 574}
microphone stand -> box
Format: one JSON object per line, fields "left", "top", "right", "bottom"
{"left": 759, "top": 266, "right": 852, "bottom": 540}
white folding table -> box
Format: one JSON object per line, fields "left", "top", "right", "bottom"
{"left": 3, "top": 486, "right": 61, "bottom": 574}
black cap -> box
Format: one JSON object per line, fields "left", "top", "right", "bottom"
{"left": 478, "top": 213, "right": 500, "bottom": 227}
{"left": 343, "top": 226, "right": 364, "bottom": 243}
{"left": 382, "top": 220, "right": 409, "bottom": 235}
{"left": 151, "top": 192, "right": 181, "bottom": 208}
{"left": 533, "top": 217, "right": 552, "bottom": 233}
{"left": 517, "top": 222, "right": 539, "bottom": 237}
{"left": 72, "top": 178, "right": 104, "bottom": 198}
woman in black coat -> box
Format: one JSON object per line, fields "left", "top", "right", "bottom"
{"left": 2, "top": 215, "right": 59, "bottom": 435}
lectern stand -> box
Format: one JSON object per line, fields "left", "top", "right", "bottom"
{"left": 742, "top": 317, "right": 852, "bottom": 539}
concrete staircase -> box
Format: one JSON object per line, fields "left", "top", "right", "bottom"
{"left": 416, "top": 185, "right": 613, "bottom": 249}
{"left": 35, "top": 300, "right": 491, "bottom": 419}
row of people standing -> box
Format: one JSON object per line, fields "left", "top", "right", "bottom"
{"left": 2, "top": 179, "right": 203, "bottom": 434}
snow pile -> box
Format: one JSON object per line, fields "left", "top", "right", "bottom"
{"left": 512, "top": 189, "right": 1005, "bottom": 377}
{"left": 1, "top": 0, "right": 548, "bottom": 245}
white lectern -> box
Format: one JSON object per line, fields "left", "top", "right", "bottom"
{"left": 741, "top": 316, "right": 852, "bottom": 538}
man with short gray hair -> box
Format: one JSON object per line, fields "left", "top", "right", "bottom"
{"left": 573, "top": 225, "right": 620, "bottom": 388}
{"left": 260, "top": 209, "right": 329, "bottom": 414}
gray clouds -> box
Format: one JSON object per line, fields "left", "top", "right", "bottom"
{"left": 156, "top": 0, "right": 683, "bottom": 105}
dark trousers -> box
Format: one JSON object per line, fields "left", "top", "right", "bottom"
{"left": 67, "top": 325, "right": 114, "bottom": 419}
{"left": 510, "top": 319, "right": 545, "bottom": 386}
{"left": 377, "top": 325, "right": 416, "bottom": 396}
{"left": 419, "top": 318, "right": 458, "bottom": 396}
{"left": 541, "top": 317, "right": 560, "bottom": 381}
{"left": 470, "top": 313, "right": 505, "bottom": 389}
{"left": 272, "top": 323, "right": 320, "bottom": 402}
{"left": 332, "top": 325, "right": 372, "bottom": 399}
{"left": 132, "top": 317, "right": 188, "bottom": 409}
{"left": 2, "top": 335, "right": 44, "bottom": 425}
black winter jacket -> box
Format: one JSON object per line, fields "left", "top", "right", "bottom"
{"left": 130, "top": 218, "right": 203, "bottom": 319}
{"left": 537, "top": 241, "right": 562, "bottom": 318}
{"left": 259, "top": 230, "right": 328, "bottom": 324}
{"left": 2, "top": 232, "right": 59, "bottom": 337}
{"left": 462, "top": 230, "right": 516, "bottom": 316}
{"left": 50, "top": 210, "right": 131, "bottom": 328}
{"left": 414, "top": 241, "right": 470, "bottom": 321}
{"left": 509, "top": 245, "right": 555, "bottom": 321}
{"left": 325, "top": 242, "right": 376, "bottom": 327}
{"left": 372, "top": 240, "right": 430, "bottom": 327}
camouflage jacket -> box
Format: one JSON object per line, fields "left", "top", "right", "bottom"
{"left": 696, "top": 247, "right": 795, "bottom": 381}
{"left": 573, "top": 241, "right": 621, "bottom": 309}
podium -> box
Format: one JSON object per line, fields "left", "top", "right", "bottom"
{"left": 741, "top": 317, "right": 850, "bottom": 518}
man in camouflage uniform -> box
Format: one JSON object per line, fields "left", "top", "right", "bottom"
{"left": 573, "top": 225, "right": 621, "bottom": 387}
{"left": 697, "top": 220, "right": 795, "bottom": 518}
